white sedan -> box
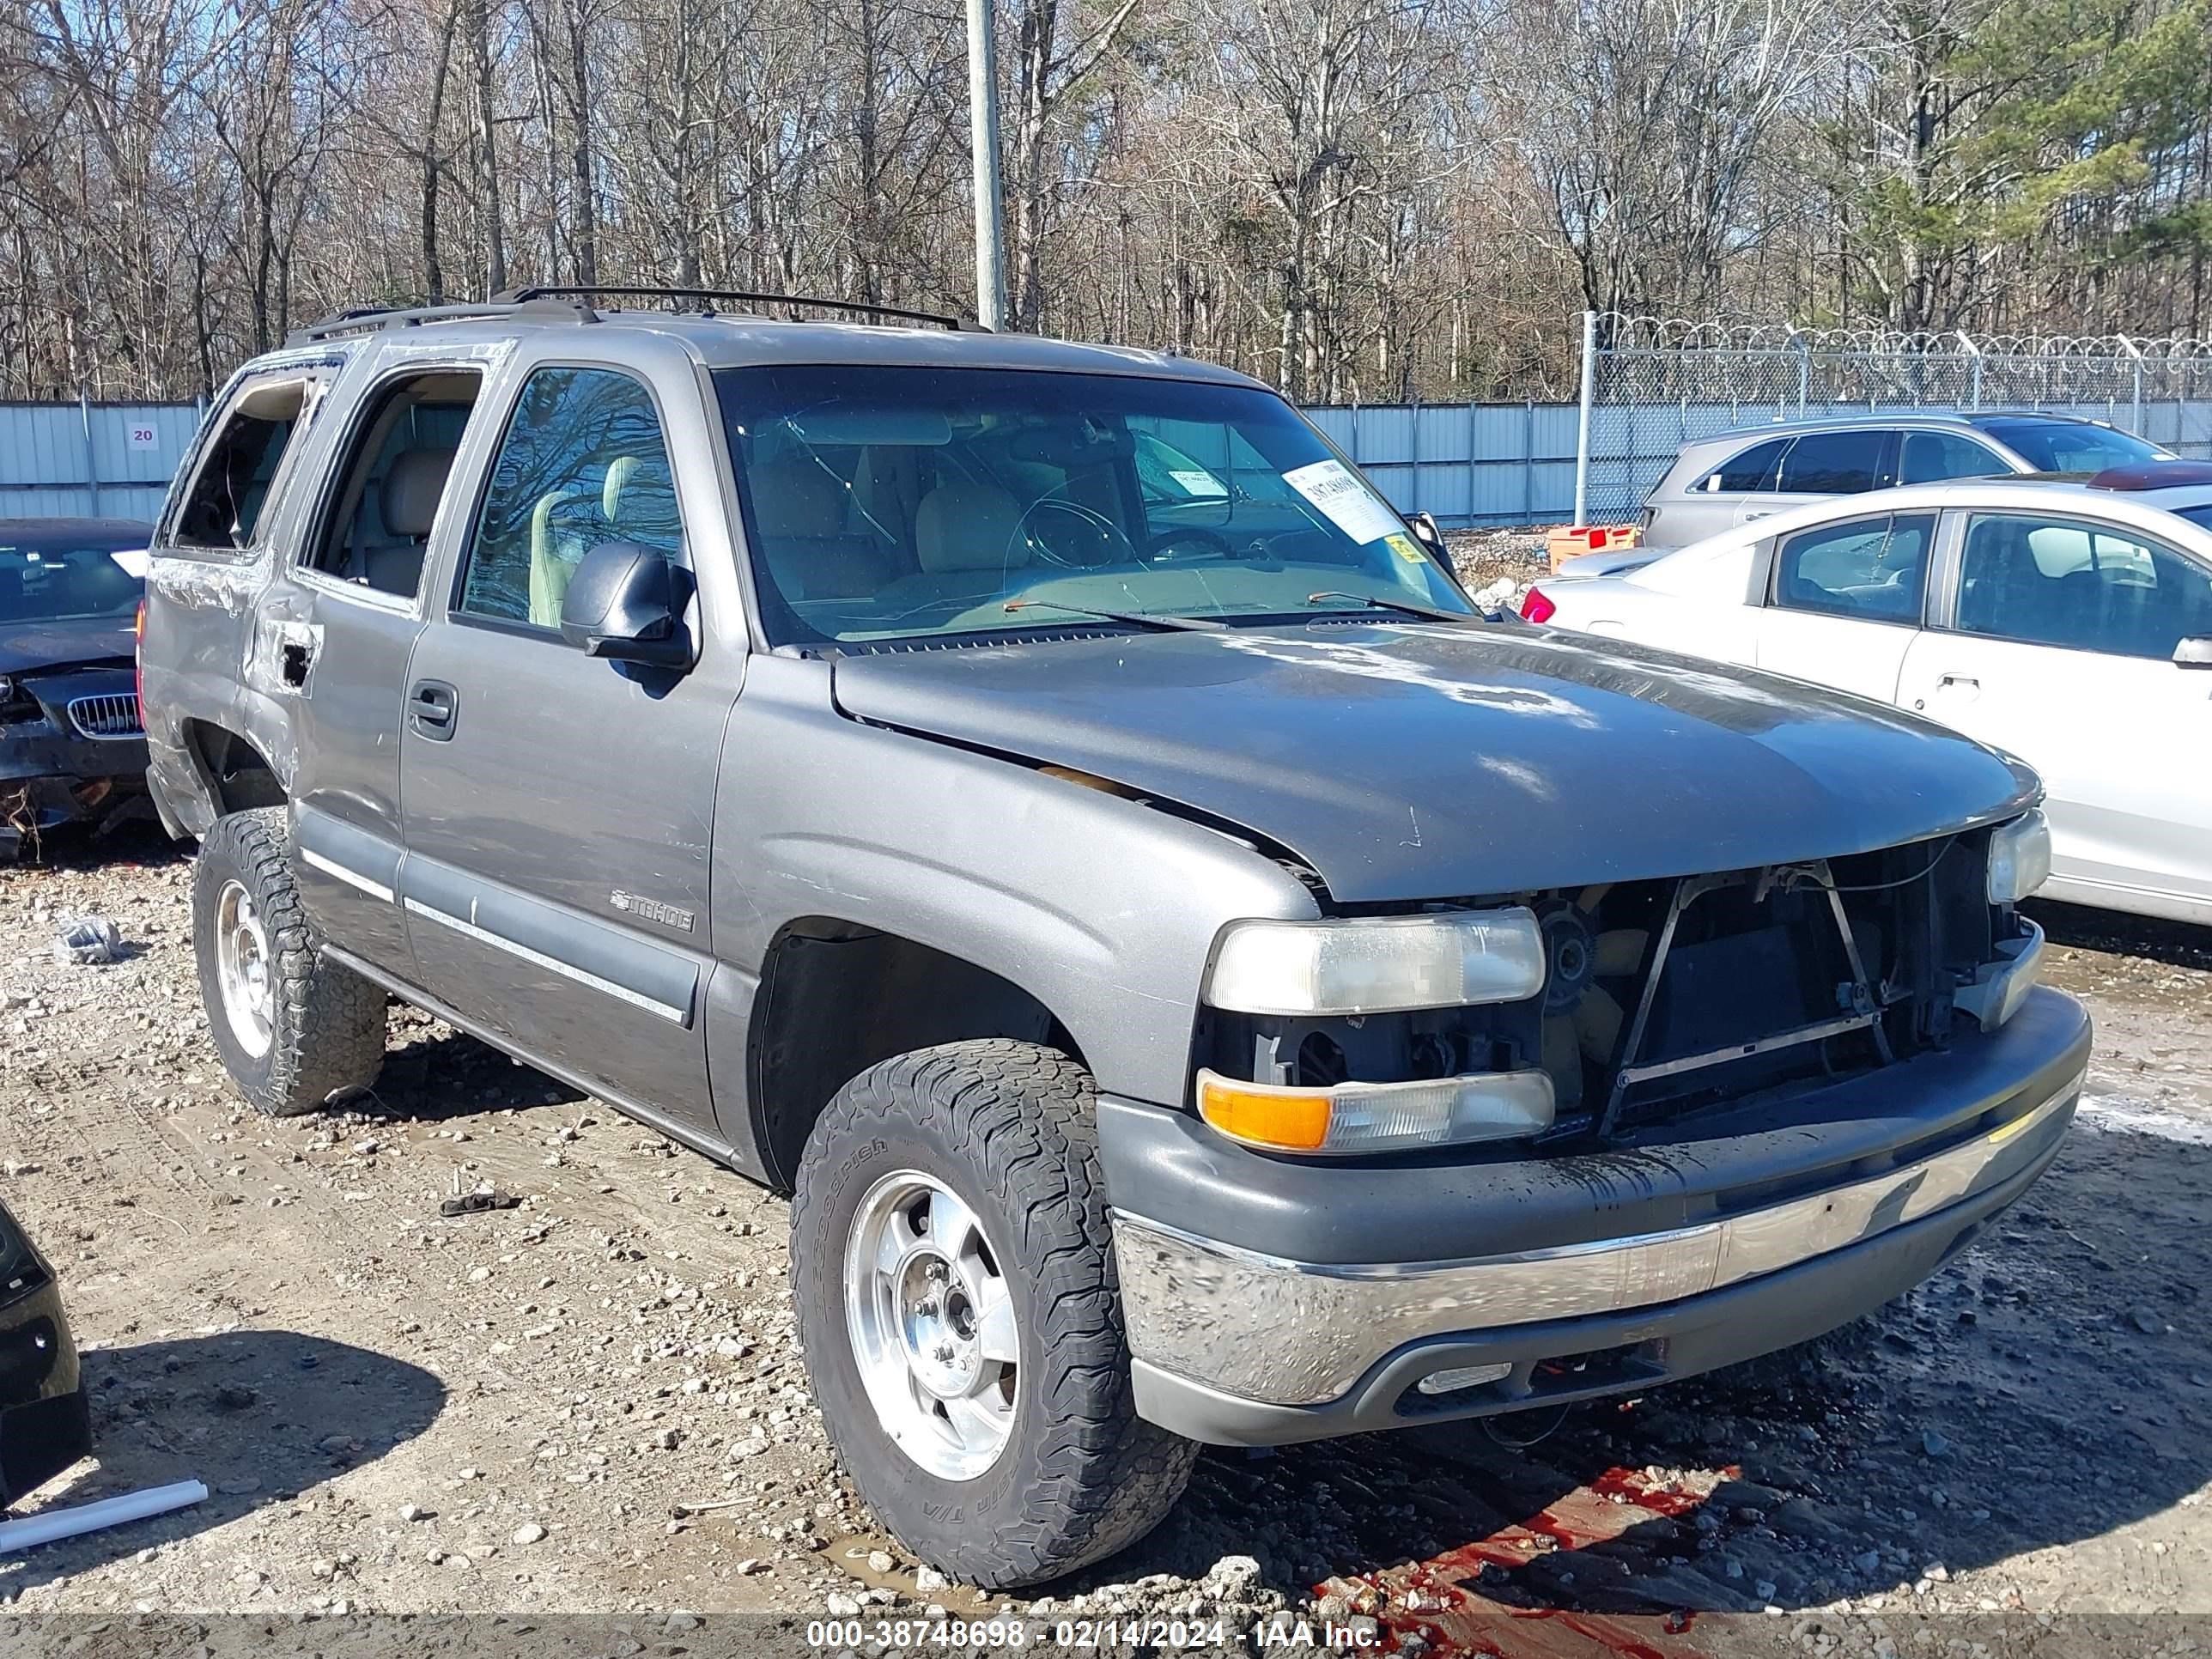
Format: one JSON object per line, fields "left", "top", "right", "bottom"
{"left": 1522, "top": 466, "right": 2212, "bottom": 925}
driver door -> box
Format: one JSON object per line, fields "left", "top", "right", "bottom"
{"left": 1898, "top": 510, "right": 2212, "bottom": 916}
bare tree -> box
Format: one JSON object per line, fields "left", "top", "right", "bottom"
{"left": 0, "top": 0, "right": 2203, "bottom": 400}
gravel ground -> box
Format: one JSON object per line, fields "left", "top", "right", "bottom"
{"left": 1, "top": 828, "right": 2208, "bottom": 1658}
{"left": 1450, "top": 528, "right": 1550, "bottom": 617}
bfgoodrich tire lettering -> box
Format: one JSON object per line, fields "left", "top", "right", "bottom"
{"left": 792, "top": 1039, "right": 1196, "bottom": 1588}
{"left": 192, "top": 806, "right": 388, "bottom": 1116}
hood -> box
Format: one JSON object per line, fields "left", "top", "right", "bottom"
{"left": 0, "top": 615, "right": 137, "bottom": 678}
{"left": 830, "top": 623, "right": 2038, "bottom": 903}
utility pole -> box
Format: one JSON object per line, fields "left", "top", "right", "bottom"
{"left": 1572, "top": 308, "right": 1596, "bottom": 526}
{"left": 966, "top": 0, "right": 1008, "bottom": 331}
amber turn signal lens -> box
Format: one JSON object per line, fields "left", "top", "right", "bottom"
{"left": 1195, "top": 1073, "right": 1333, "bottom": 1152}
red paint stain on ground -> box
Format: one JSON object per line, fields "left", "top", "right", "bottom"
{"left": 1319, "top": 1466, "right": 1733, "bottom": 1658}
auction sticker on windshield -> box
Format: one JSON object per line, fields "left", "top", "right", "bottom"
{"left": 1283, "top": 459, "right": 1402, "bottom": 544}
{"left": 1169, "top": 468, "right": 1227, "bottom": 496}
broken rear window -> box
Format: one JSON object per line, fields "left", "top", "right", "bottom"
{"left": 173, "top": 380, "right": 313, "bottom": 551}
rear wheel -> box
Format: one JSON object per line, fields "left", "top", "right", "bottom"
{"left": 792, "top": 1039, "right": 1196, "bottom": 1588}
{"left": 192, "top": 807, "right": 387, "bottom": 1116}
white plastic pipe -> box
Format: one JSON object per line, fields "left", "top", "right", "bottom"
{"left": 0, "top": 1480, "right": 207, "bottom": 1554}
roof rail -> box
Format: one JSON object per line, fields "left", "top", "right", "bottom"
{"left": 494, "top": 285, "right": 970, "bottom": 331}
{"left": 285, "top": 296, "right": 599, "bottom": 345}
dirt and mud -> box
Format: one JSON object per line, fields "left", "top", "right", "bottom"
{"left": 0, "top": 828, "right": 2207, "bottom": 1658}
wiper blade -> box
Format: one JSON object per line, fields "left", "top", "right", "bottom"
{"left": 1304, "top": 590, "right": 1480, "bottom": 623}
{"left": 1002, "top": 599, "right": 1222, "bottom": 632}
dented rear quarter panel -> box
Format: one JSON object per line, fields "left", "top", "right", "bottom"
{"left": 140, "top": 336, "right": 524, "bottom": 838}
{"left": 140, "top": 343, "right": 359, "bottom": 833}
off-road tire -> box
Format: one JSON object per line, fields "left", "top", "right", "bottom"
{"left": 792, "top": 1039, "right": 1198, "bottom": 1588}
{"left": 192, "top": 806, "right": 387, "bottom": 1116}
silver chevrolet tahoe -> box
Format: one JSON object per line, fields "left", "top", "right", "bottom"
{"left": 137, "top": 288, "right": 2089, "bottom": 1589}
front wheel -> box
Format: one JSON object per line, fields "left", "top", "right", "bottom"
{"left": 791, "top": 1039, "right": 1196, "bottom": 1588}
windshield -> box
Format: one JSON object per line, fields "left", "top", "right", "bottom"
{"left": 2176, "top": 502, "right": 2212, "bottom": 533}
{"left": 0, "top": 535, "right": 144, "bottom": 623}
{"left": 714, "top": 365, "right": 1473, "bottom": 644}
{"left": 1978, "top": 420, "right": 2170, "bottom": 473}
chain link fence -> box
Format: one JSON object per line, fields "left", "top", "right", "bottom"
{"left": 1574, "top": 313, "right": 2212, "bottom": 526}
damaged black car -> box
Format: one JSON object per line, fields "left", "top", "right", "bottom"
{"left": 1, "top": 518, "right": 154, "bottom": 854}
{"left": 0, "top": 1194, "right": 89, "bottom": 1506}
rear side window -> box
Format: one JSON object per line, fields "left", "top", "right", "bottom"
{"left": 302, "top": 368, "right": 483, "bottom": 599}
{"left": 1771, "top": 512, "right": 1933, "bottom": 623}
{"left": 1777, "top": 429, "right": 1886, "bottom": 494}
{"left": 457, "top": 367, "right": 684, "bottom": 629}
{"left": 1899, "top": 430, "right": 2006, "bottom": 485}
{"left": 1711, "top": 437, "right": 1788, "bottom": 492}
{"left": 173, "top": 380, "right": 313, "bottom": 550}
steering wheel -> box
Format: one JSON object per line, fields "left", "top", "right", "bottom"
{"left": 1145, "top": 527, "right": 1235, "bottom": 563}
{"left": 1016, "top": 495, "right": 1143, "bottom": 569}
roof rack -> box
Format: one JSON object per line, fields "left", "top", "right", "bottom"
{"left": 494, "top": 285, "right": 970, "bottom": 331}
{"left": 287, "top": 296, "right": 599, "bottom": 345}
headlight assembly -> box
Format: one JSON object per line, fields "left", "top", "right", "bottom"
{"left": 1954, "top": 920, "right": 2045, "bottom": 1032}
{"left": 1205, "top": 908, "right": 1547, "bottom": 1017}
{"left": 1196, "top": 1067, "right": 1556, "bottom": 1154}
{"left": 1987, "top": 810, "right": 2051, "bottom": 905}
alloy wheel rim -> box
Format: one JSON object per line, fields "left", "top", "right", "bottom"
{"left": 214, "top": 879, "right": 275, "bottom": 1060}
{"left": 842, "top": 1170, "right": 1019, "bottom": 1481}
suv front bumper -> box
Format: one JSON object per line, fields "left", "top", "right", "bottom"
{"left": 1103, "top": 987, "right": 2089, "bottom": 1446}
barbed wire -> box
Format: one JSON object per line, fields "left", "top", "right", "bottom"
{"left": 1596, "top": 313, "right": 2212, "bottom": 361}
{"left": 1577, "top": 312, "right": 2212, "bottom": 522}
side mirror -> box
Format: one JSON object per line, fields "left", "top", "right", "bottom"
{"left": 1406, "top": 511, "right": 1444, "bottom": 551}
{"left": 560, "top": 540, "right": 691, "bottom": 669}
{"left": 2175, "top": 636, "right": 2212, "bottom": 669}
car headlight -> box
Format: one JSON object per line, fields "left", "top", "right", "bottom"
{"left": 1206, "top": 909, "right": 1547, "bottom": 1017}
{"left": 1987, "top": 810, "right": 2051, "bottom": 904}
{"left": 1196, "top": 1067, "right": 1556, "bottom": 1154}
{"left": 1954, "top": 920, "right": 2045, "bottom": 1032}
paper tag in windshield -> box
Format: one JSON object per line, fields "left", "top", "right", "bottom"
{"left": 1168, "top": 468, "right": 1227, "bottom": 496}
{"left": 1384, "top": 533, "right": 1425, "bottom": 564}
{"left": 1283, "top": 459, "right": 1401, "bottom": 544}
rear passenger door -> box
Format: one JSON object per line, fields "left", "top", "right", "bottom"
{"left": 283, "top": 356, "right": 495, "bottom": 969}
{"left": 396, "top": 356, "right": 741, "bottom": 1144}
{"left": 1751, "top": 510, "right": 1935, "bottom": 704}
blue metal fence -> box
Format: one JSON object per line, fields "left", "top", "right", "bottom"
{"left": 8, "top": 392, "right": 2211, "bottom": 532}
{"left": 0, "top": 400, "right": 203, "bottom": 526}
{"left": 1305, "top": 402, "right": 1586, "bottom": 526}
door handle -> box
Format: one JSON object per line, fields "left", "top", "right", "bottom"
{"left": 408, "top": 678, "right": 459, "bottom": 740}
{"left": 1938, "top": 674, "right": 1979, "bottom": 690}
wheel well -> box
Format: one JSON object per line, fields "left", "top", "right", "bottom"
{"left": 184, "top": 720, "right": 286, "bottom": 815}
{"left": 749, "top": 920, "right": 1086, "bottom": 1190}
